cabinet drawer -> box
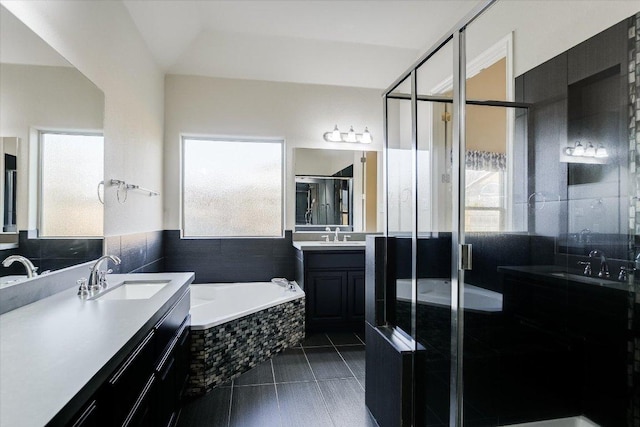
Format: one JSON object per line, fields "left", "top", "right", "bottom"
{"left": 122, "top": 374, "right": 156, "bottom": 427}
{"left": 107, "top": 330, "right": 156, "bottom": 425}
{"left": 155, "top": 289, "right": 190, "bottom": 365}
{"left": 305, "top": 251, "right": 364, "bottom": 270}
{"left": 70, "top": 400, "right": 99, "bottom": 427}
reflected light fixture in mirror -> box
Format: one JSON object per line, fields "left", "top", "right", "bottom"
{"left": 564, "top": 140, "right": 609, "bottom": 159}
{"left": 323, "top": 125, "right": 372, "bottom": 144}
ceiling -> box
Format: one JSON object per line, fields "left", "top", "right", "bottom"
{"left": 1, "top": 1, "right": 484, "bottom": 90}
{"left": 122, "top": 0, "right": 483, "bottom": 89}
{"left": 0, "top": 5, "right": 70, "bottom": 67}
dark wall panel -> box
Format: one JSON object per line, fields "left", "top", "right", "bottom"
{"left": 0, "top": 231, "right": 102, "bottom": 276}
{"left": 163, "top": 230, "right": 295, "bottom": 283}
{"left": 105, "top": 230, "right": 164, "bottom": 274}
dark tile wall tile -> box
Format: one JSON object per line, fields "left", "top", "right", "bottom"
{"left": 164, "top": 230, "right": 295, "bottom": 283}
{"left": 142, "top": 258, "right": 165, "bottom": 273}
{"left": 465, "top": 233, "right": 555, "bottom": 293}
{"left": 120, "top": 233, "right": 147, "bottom": 273}
{"left": 2, "top": 231, "right": 103, "bottom": 276}
{"left": 105, "top": 231, "right": 165, "bottom": 274}
{"left": 146, "top": 231, "right": 163, "bottom": 264}
{"left": 17, "top": 231, "right": 40, "bottom": 259}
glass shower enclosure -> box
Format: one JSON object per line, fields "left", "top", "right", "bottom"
{"left": 382, "top": 1, "right": 639, "bottom": 425}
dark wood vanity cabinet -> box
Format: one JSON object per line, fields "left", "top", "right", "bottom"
{"left": 298, "top": 250, "right": 365, "bottom": 332}
{"left": 64, "top": 289, "right": 191, "bottom": 427}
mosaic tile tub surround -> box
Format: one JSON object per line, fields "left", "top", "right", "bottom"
{"left": 187, "top": 297, "right": 305, "bottom": 396}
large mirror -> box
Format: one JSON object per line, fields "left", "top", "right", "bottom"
{"left": 0, "top": 5, "right": 105, "bottom": 285}
{"left": 294, "top": 148, "right": 379, "bottom": 232}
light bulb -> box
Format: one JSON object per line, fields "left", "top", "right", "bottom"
{"left": 595, "top": 144, "right": 608, "bottom": 158}
{"left": 572, "top": 141, "right": 585, "bottom": 156}
{"left": 331, "top": 125, "right": 341, "bottom": 142}
{"left": 584, "top": 142, "right": 596, "bottom": 157}
{"left": 346, "top": 126, "right": 357, "bottom": 143}
{"left": 360, "top": 127, "right": 372, "bottom": 144}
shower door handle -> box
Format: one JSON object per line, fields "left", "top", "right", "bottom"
{"left": 459, "top": 244, "right": 472, "bottom": 270}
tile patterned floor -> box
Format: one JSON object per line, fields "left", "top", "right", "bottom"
{"left": 178, "top": 332, "right": 378, "bottom": 427}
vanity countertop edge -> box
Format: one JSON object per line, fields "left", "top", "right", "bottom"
{"left": 497, "top": 265, "right": 630, "bottom": 293}
{"left": 0, "top": 271, "right": 194, "bottom": 427}
{"left": 293, "top": 241, "right": 366, "bottom": 251}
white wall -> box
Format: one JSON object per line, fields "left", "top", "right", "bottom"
{"left": 0, "top": 63, "right": 104, "bottom": 230}
{"left": 468, "top": 1, "right": 638, "bottom": 78}
{"left": 164, "top": 74, "right": 383, "bottom": 232}
{"left": 413, "top": 1, "right": 638, "bottom": 95}
{"left": 2, "top": 0, "right": 165, "bottom": 237}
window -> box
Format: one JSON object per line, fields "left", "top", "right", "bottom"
{"left": 39, "top": 131, "right": 104, "bottom": 237}
{"left": 465, "top": 169, "right": 505, "bottom": 232}
{"left": 182, "top": 137, "right": 283, "bottom": 237}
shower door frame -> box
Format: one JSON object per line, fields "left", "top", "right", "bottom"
{"left": 382, "top": 1, "right": 531, "bottom": 425}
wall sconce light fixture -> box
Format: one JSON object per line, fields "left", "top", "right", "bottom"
{"left": 323, "top": 125, "right": 372, "bottom": 144}
{"left": 564, "top": 140, "right": 609, "bottom": 158}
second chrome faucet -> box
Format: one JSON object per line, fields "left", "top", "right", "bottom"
{"left": 588, "top": 249, "right": 609, "bottom": 278}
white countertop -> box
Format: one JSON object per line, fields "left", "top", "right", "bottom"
{"left": 0, "top": 272, "right": 194, "bottom": 427}
{"left": 293, "top": 241, "right": 366, "bottom": 251}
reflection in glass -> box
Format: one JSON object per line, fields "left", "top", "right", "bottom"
{"left": 295, "top": 177, "right": 352, "bottom": 229}
{"left": 40, "top": 132, "right": 104, "bottom": 237}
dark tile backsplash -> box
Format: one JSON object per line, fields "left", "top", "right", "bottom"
{"left": 0, "top": 231, "right": 102, "bottom": 276}
{"left": 389, "top": 233, "right": 556, "bottom": 294}
{"left": 104, "top": 230, "right": 164, "bottom": 274}
{"left": 163, "top": 230, "right": 295, "bottom": 283}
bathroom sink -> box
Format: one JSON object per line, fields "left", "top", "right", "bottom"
{"left": 92, "top": 280, "right": 171, "bottom": 300}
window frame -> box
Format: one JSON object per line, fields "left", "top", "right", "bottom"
{"left": 180, "top": 135, "right": 285, "bottom": 239}
{"left": 38, "top": 129, "right": 104, "bottom": 238}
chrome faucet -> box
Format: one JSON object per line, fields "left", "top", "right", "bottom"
{"left": 588, "top": 250, "right": 609, "bottom": 278}
{"left": 334, "top": 227, "right": 341, "bottom": 242}
{"left": 2, "top": 255, "right": 38, "bottom": 278}
{"left": 88, "top": 255, "right": 121, "bottom": 290}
